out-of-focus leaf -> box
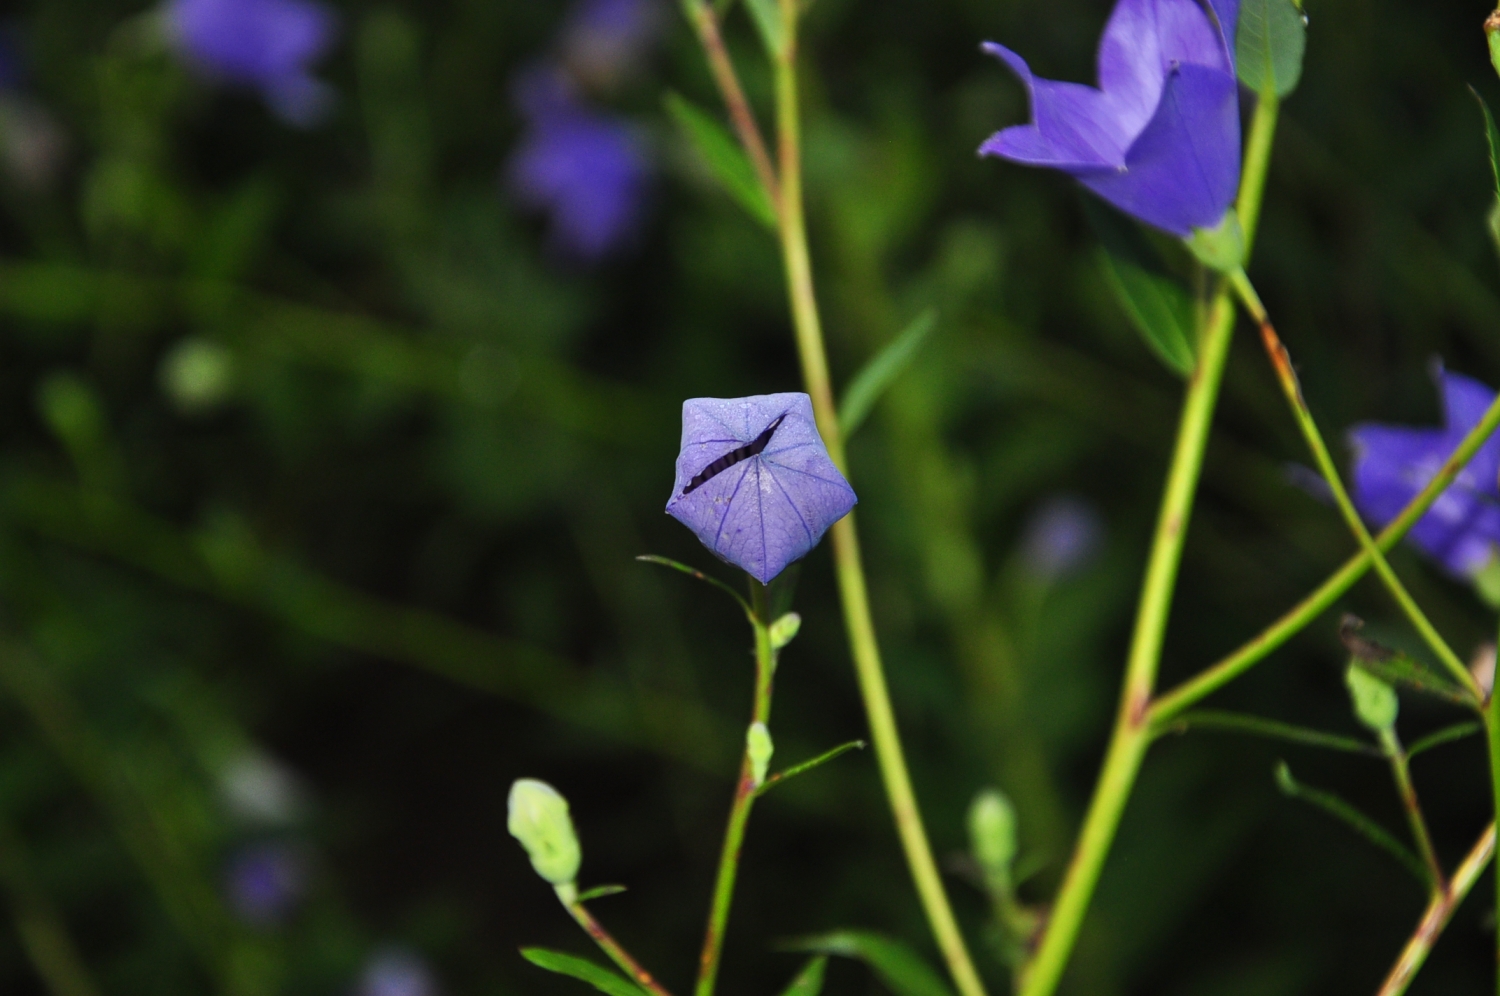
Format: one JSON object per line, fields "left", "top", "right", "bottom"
{"left": 1084, "top": 201, "right": 1195, "bottom": 377}
{"left": 783, "top": 931, "right": 954, "bottom": 996}
{"left": 1237, "top": 0, "right": 1306, "bottom": 98}
{"left": 665, "top": 92, "right": 777, "bottom": 230}
{"left": 838, "top": 309, "right": 937, "bottom": 436}
{"left": 1472, "top": 88, "right": 1500, "bottom": 202}
{"left": 520, "top": 948, "right": 649, "bottom": 996}
{"left": 745, "top": 0, "right": 785, "bottom": 57}
{"left": 576, "top": 884, "right": 628, "bottom": 902}
{"left": 779, "top": 956, "right": 828, "bottom": 996}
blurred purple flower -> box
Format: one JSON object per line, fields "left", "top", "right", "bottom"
{"left": 562, "top": 0, "right": 663, "bottom": 90}
{"left": 1350, "top": 370, "right": 1500, "bottom": 579}
{"left": 166, "top": 0, "right": 338, "bottom": 127}
{"left": 979, "top": 0, "right": 1241, "bottom": 236}
{"left": 666, "top": 393, "right": 856, "bottom": 584}
{"left": 224, "top": 841, "right": 306, "bottom": 925}
{"left": 507, "top": 67, "right": 649, "bottom": 262}
{"left": 358, "top": 949, "right": 438, "bottom": 996}
{"left": 1020, "top": 495, "right": 1102, "bottom": 581}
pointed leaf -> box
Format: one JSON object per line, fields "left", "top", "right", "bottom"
{"left": 779, "top": 956, "right": 828, "bottom": 996}
{"left": 783, "top": 931, "right": 954, "bottom": 996}
{"left": 744, "top": 0, "right": 785, "bottom": 57}
{"left": 636, "top": 555, "right": 753, "bottom": 618}
{"left": 757, "top": 740, "right": 866, "bottom": 796}
{"left": 1472, "top": 88, "right": 1500, "bottom": 203}
{"left": 1273, "top": 763, "right": 1430, "bottom": 887}
{"left": 665, "top": 92, "right": 777, "bottom": 230}
{"left": 576, "top": 884, "right": 628, "bottom": 902}
{"left": 520, "top": 948, "right": 650, "bottom": 996}
{"left": 1237, "top": 0, "right": 1307, "bottom": 98}
{"left": 1084, "top": 201, "right": 1195, "bottom": 377}
{"left": 1405, "top": 721, "right": 1483, "bottom": 760}
{"left": 838, "top": 309, "right": 938, "bottom": 436}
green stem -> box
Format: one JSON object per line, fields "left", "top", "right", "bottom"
{"left": 1375, "top": 822, "right": 1495, "bottom": 996}
{"left": 1150, "top": 382, "right": 1500, "bottom": 725}
{"left": 1228, "top": 271, "right": 1480, "bottom": 700}
{"left": 769, "top": 6, "right": 987, "bottom": 996}
{"left": 558, "top": 887, "right": 676, "bottom": 996}
{"left": 1489, "top": 615, "right": 1500, "bottom": 995}
{"left": 694, "top": 583, "right": 775, "bottom": 996}
{"left": 1237, "top": 93, "right": 1279, "bottom": 255}
{"left": 1379, "top": 730, "right": 1445, "bottom": 894}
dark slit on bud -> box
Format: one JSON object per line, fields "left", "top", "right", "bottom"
{"left": 681, "top": 413, "right": 788, "bottom": 496}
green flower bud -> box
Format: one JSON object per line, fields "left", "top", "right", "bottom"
{"left": 967, "top": 788, "right": 1018, "bottom": 891}
{"left": 1345, "top": 664, "right": 1398, "bottom": 732}
{"left": 507, "top": 779, "right": 581, "bottom": 886}
{"left": 747, "top": 722, "right": 774, "bottom": 787}
{"left": 768, "top": 613, "right": 802, "bottom": 652}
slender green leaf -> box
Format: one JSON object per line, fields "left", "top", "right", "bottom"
{"left": 1166, "top": 710, "right": 1381, "bottom": 757}
{"left": 1340, "top": 616, "right": 1475, "bottom": 707}
{"left": 1084, "top": 200, "right": 1195, "bottom": 377}
{"left": 520, "top": 949, "right": 650, "bottom": 996}
{"left": 757, "top": 740, "right": 866, "bottom": 795}
{"left": 783, "top": 931, "right": 954, "bottom": 996}
{"left": 779, "top": 956, "right": 828, "bottom": 996}
{"left": 838, "top": 309, "right": 937, "bottom": 436}
{"left": 1406, "top": 721, "right": 1484, "bottom": 760}
{"left": 636, "top": 555, "right": 752, "bottom": 617}
{"left": 1236, "top": 0, "right": 1307, "bottom": 98}
{"left": 744, "top": 0, "right": 785, "bottom": 57}
{"left": 664, "top": 92, "right": 777, "bottom": 230}
{"left": 576, "top": 884, "right": 628, "bottom": 902}
{"left": 1473, "top": 88, "right": 1500, "bottom": 201}
{"left": 1273, "top": 763, "right": 1429, "bottom": 887}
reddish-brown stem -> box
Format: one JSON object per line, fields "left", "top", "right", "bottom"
{"left": 564, "top": 897, "right": 677, "bottom": 996}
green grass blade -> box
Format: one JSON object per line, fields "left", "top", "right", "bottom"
{"left": 838, "top": 309, "right": 937, "bottom": 437}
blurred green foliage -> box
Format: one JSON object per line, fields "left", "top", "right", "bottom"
{"left": 0, "top": 1, "right": 1498, "bottom": 995}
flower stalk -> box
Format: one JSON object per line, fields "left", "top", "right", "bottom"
{"left": 557, "top": 886, "right": 677, "bottom": 996}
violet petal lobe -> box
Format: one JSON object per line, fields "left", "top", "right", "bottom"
{"left": 1080, "top": 62, "right": 1241, "bottom": 236}
{"left": 666, "top": 393, "right": 856, "bottom": 585}
{"left": 1350, "top": 371, "right": 1500, "bottom": 579}
{"left": 979, "top": 43, "right": 1129, "bottom": 169}
{"left": 1095, "top": 0, "right": 1228, "bottom": 139}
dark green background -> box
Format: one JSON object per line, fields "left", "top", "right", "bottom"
{"left": 0, "top": 0, "right": 1498, "bottom": 993}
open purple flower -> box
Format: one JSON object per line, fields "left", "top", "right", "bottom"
{"left": 980, "top": 0, "right": 1240, "bottom": 236}
{"left": 166, "top": 0, "right": 337, "bottom": 127}
{"left": 666, "top": 393, "right": 856, "bottom": 584}
{"left": 507, "top": 66, "right": 649, "bottom": 262}
{"left": 1350, "top": 370, "right": 1500, "bottom": 579}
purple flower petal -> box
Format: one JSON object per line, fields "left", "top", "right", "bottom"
{"left": 1096, "top": 0, "right": 1228, "bottom": 140}
{"left": 1080, "top": 63, "right": 1241, "bottom": 235}
{"left": 1205, "top": 0, "right": 1240, "bottom": 54}
{"left": 980, "top": 43, "right": 1130, "bottom": 169}
{"left": 666, "top": 393, "right": 856, "bottom": 584}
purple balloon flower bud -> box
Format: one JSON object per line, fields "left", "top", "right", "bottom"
{"left": 507, "top": 65, "right": 650, "bottom": 262}
{"left": 166, "top": 0, "right": 338, "bottom": 127}
{"left": 224, "top": 841, "right": 306, "bottom": 925}
{"left": 666, "top": 393, "right": 857, "bottom": 584}
{"left": 1350, "top": 370, "right": 1500, "bottom": 580}
{"left": 979, "top": 0, "right": 1241, "bottom": 236}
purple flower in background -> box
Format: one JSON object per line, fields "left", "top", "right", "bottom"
{"left": 358, "top": 949, "right": 438, "bottom": 996}
{"left": 979, "top": 0, "right": 1241, "bottom": 236}
{"left": 1350, "top": 370, "right": 1500, "bottom": 579}
{"left": 1021, "top": 495, "right": 1102, "bottom": 581}
{"left": 508, "top": 67, "right": 649, "bottom": 261}
{"left": 224, "top": 841, "right": 306, "bottom": 925}
{"left": 166, "top": 0, "right": 337, "bottom": 127}
{"left": 562, "top": 0, "right": 663, "bottom": 90}
{"left": 667, "top": 393, "right": 856, "bottom": 584}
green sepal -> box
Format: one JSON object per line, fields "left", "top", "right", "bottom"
{"left": 1186, "top": 211, "right": 1245, "bottom": 273}
{"left": 780, "top": 931, "right": 955, "bottom": 996}
{"left": 664, "top": 92, "right": 777, "bottom": 230}
{"left": 520, "top": 949, "right": 651, "bottom": 996}
{"left": 1236, "top": 0, "right": 1307, "bottom": 98}
{"left": 1084, "top": 200, "right": 1195, "bottom": 376}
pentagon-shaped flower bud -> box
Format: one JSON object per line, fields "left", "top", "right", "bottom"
{"left": 1344, "top": 665, "right": 1398, "bottom": 733}
{"left": 507, "top": 778, "right": 581, "bottom": 886}
{"left": 768, "top": 612, "right": 802, "bottom": 652}
{"left": 967, "top": 787, "right": 1018, "bottom": 892}
{"left": 747, "top": 722, "right": 774, "bottom": 787}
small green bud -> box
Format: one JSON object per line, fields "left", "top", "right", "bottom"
{"left": 507, "top": 779, "right": 581, "bottom": 886}
{"left": 768, "top": 613, "right": 802, "bottom": 652}
{"left": 161, "top": 338, "right": 235, "bottom": 413}
{"left": 747, "top": 722, "right": 774, "bottom": 787}
{"left": 1186, "top": 210, "right": 1245, "bottom": 273}
{"left": 1345, "top": 664, "right": 1399, "bottom": 732}
{"left": 967, "top": 788, "right": 1018, "bottom": 891}
{"left": 1488, "top": 10, "right": 1500, "bottom": 80}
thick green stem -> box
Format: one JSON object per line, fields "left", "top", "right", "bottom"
{"left": 770, "top": 6, "right": 987, "bottom": 996}
{"left": 1375, "top": 823, "right": 1495, "bottom": 996}
{"left": 694, "top": 583, "right": 775, "bottom": 996}
{"left": 559, "top": 888, "right": 676, "bottom": 996}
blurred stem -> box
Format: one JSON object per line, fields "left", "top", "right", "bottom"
{"left": 1228, "top": 271, "right": 1480, "bottom": 700}
{"left": 1149, "top": 384, "right": 1500, "bottom": 724}
{"left": 1375, "top": 822, "right": 1495, "bottom": 996}
{"left": 1489, "top": 614, "right": 1500, "bottom": 995}
{"left": 768, "top": 6, "right": 988, "bottom": 996}
{"left": 1019, "top": 94, "right": 1283, "bottom": 996}
{"left": 0, "top": 817, "right": 102, "bottom": 996}
{"left": 694, "top": 582, "right": 775, "bottom": 996}
{"left": 559, "top": 887, "right": 676, "bottom": 996}
{"left": 1378, "top": 730, "right": 1445, "bottom": 894}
